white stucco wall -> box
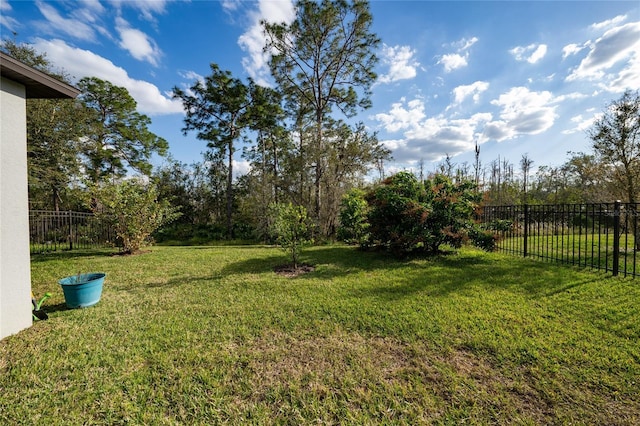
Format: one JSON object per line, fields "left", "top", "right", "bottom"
{"left": 0, "top": 76, "right": 32, "bottom": 339}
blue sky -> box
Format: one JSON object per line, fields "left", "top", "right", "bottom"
{"left": 2, "top": 0, "right": 639, "bottom": 178}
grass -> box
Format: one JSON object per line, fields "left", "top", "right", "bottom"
{"left": 1, "top": 245, "right": 639, "bottom": 424}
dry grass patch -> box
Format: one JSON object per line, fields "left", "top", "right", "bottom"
{"left": 228, "top": 329, "right": 564, "bottom": 423}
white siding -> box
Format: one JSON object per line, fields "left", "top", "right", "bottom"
{"left": 0, "top": 76, "right": 32, "bottom": 339}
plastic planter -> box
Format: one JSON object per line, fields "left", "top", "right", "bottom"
{"left": 58, "top": 273, "right": 105, "bottom": 308}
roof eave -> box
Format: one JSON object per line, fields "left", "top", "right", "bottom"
{"left": 0, "top": 51, "right": 81, "bottom": 99}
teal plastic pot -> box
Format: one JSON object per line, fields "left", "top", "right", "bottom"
{"left": 58, "top": 273, "right": 105, "bottom": 308}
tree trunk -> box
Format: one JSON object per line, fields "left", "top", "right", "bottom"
{"left": 314, "top": 117, "right": 323, "bottom": 224}
{"left": 227, "top": 139, "right": 234, "bottom": 239}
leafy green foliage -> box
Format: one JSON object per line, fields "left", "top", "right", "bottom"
{"left": 173, "top": 64, "right": 264, "bottom": 238}
{"left": 93, "top": 179, "right": 181, "bottom": 254}
{"left": 589, "top": 90, "right": 640, "bottom": 203}
{"left": 363, "top": 172, "right": 492, "bottom": 256}
{"left": 1, "top": 40, "right": 90, "bottom": 210}
{"left": 270, "top": 202, "right": 313, "bottom": 267}
{"left": 264, "top": 0, "right": 383, "bottom": 237}
{"left": 337, "top": 188, "right": 370, "bottom": 245}
{"left": 78, "top": 77, "right": 168, "bottom": 183}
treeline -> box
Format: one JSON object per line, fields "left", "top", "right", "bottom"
{"left": 425, "top": 89, "right": 640, "bottom": 207}
{"left": 430, "top": 151, "right": 612, "bottom": 206}
{"left": 5, "top": 0, "right": 639, "bottom": 246}
{"left": 2, "top": 40, "right": 168, "bottom": 212}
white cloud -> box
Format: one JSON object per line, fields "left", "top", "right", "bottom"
{"left": 73, "top": 0, "right": 106, "bottom": 20}
{"left": 233, "top": 159, "right": 251, "bottom": 179}
{"left": 455, "top": 37, "right": 479, "bottom": 51}
{"left": 510, "top": 43, "right": 548, "bottom": 64}
{"left": 608, "top": 53, "right": 640, "bottom": 91}
{"left": 374, "top": 98, "right": 426, "bottom": 133}
{"left": 374, "top": 96, "right": 493, "bottom": 163}
{"left": 437, "top": 36, "right": 478, "bottom": 73}
{"left": 108, "top": 0, "right": 172, "bottom": 21}
{"left": 438, "top": 53, "right": 468, "bottom": 73}
{"left": 116, "top": 17, "right": 162, "bottom": 66}
{"left": 562, "top": 43, "right": 587, "bottom": 59}
{"left": 485, "top": 87, "right": 557, "bottom": 141}
{"left": 179, "top": 70, "right": 204, "bottom": 83}
{"left": 32, "top": 38, "right": 183, "bottom": 116}
{"left": 221, "top": 0, "right": 242, "bottom": 13}
{"left": 591, "top": 14, "right": 627, "bottom": 31}
{"left": 566, "top": 21, "right": 640, "bottom": 90}
{"left": 238, "top": 0, "right": 295, "bottom": 86}
{"left": 562, "top": 113, "right": 600, "bottom": 135}
{"left": 404, "top": 114, "right": 490, "bottom": 154}
{"left": 35, "top": 0, "right": 97, "bottom": 41}
{"left": 378, "top": 44, "right": 420, "bottom": 84}
{"left": 380, "top": 138, "right": 407, "bottom": 152}
{"left": 452, "top": 81, "right": 489, "bottom": 105}
{"left": 0, "top": 0, "right": 18, "bottom": 31}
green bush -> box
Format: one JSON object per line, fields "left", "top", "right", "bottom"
{"left": 337, "top": 188, "right": 370, "bottom": 246}
{"left": 93, "top": 179, "right": 181, "bottom": 254}
{"left": 270, "top": 202, "right": 313, "bottom": 267}
{"left": 363, "top": 172, "right": 492, "bottom": 256}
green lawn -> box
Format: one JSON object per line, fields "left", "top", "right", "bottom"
{"left": 1, "top": 245, "right": 639, "bottom": 424}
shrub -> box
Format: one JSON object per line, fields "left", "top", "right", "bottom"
{"left": 93, "top": 179, "right": 181, "bottom": 254}
{"left": 364, "top": 172, "right": 490, "bottom": 256}
{"left": 270, "top": 202, "right": 313, "bottom": 268}
{"left": 337, "top": 188, "right": 370, "bottom": 246}
{"left": 469, "top": 227, "right": 498, "bottom": 251}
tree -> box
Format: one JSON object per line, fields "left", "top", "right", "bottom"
{"left": 270, "top": 202, "right": 314, "bottom": 268}
{"left": 92, "top": 179, "right": 180, "bottom": 254}
{"left": 173, "top": 64, "right": 255, "bottom": 238}
{"left": 264, "top": 0, "right": 380, "bottom": 232}
{"left": 589, "top": 90, "right": 640, "bottom": 204}
{"left": 78, "top": 77, "right": 168, "bottom": 183}
{"left": 520, "top": 154, "right": 534, "bottom": 204}
{"left": 26, "top": 98, "right": 90, "bottom": 210}
{"left": 589, "top": 90, "right": 640, "bottom": 250}
{"left": 242, "top": 84, "right": 289, "bottom": 238}
{"left": 561, "top": 152, "right": 612, "bottom": 203}
{"left": 1, "top": 40, "right": 89, "bottom": 210}
{"left": 320, "top": 120, "right": 390, "bottom": 235}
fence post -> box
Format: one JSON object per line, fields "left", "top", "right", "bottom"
{"left": 613, "top": 200, "right": 621, "bottom": 276}
{"left": 68, "top": 210, "right": 73, "bottom": 251}
{"left": 523, "top": 204, "right": 529, "bottom": 258}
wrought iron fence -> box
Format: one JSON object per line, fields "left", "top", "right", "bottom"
{"left": 29, "top": 210, "right": 115, "bottom": 254}
{"left": 477, "top": 202, "right": 640, "bottom": 278}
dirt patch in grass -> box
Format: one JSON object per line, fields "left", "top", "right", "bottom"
{"left": 273, "top": 263, "right": 315, "bottom": 277}
{"left": 237, "top": 332, "right": 587, "bottom": 423}
{"left": 444, "top": 347, "right": 554, "bottom": 423}
{"left": 247, "top": 330, "right": 410, "bottom": 385}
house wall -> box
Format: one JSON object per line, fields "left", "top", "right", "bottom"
{"left": 0, "top": 76, "right": 32, "bottom": 339}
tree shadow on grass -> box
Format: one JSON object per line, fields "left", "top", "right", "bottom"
{"left": 107, "top": 244, "right": 599, "bottom": 301}
{"left": 30, "top": 249, "right": 117, "bottom": 263}
{"left": 349, "top": 253, "right": 599, "bottom": 302}
{"left": 219, "top": 245, "right": 484, "bottom": 280}
{"left": 220, "top": 253, "right": 293, "bottom": 276}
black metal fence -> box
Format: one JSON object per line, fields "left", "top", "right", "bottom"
{"left": 29, "top": 210, "right": 115, "bottom": 254}
{"left": 477, "top": 202, "right": 640, "bottom": 278}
